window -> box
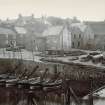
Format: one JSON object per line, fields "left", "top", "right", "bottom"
{"left": 79, "top": 34, "right": 81, "bottom": 38}
{"left": 72, "top": 42, "right": 74, "bottom": 48}
{"left": 74, "top": 34, "right": 76, "bottom": 38}
{"left": 94, "top": 35, "right": 97, "bottom": 38}
{"left": 78, "top": 41, "right": 80, "bottom": 47}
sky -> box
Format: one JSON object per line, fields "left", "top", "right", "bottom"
{"left": 0, "top": 0, "right": 105, "bottom": 21}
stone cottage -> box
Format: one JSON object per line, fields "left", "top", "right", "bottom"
{"left": 42, "top": 25, "right": 72, "bottom": 50}
{"left": 25, "top": 33, "right": 46, "bottom": 52}
{"left": 0, "top": 27, "right": 16, "bottom": 48}
{"left": 14, "top": 26, "right": 27, "bottom": 48}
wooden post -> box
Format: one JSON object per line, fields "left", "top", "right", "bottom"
{"left": 65, "top": 88, "right": 71, "bottom": 105}
{"left": 2, "top": 48, "right": 5, "bottom": 57}
{"left": 88, "top": 77, "right": 93, "bottom": 105}
{"left": 69, "top": 87, "right": 81, "bottom": 105}
{"left": 20, "top": 49, "right": 23, "bottom": 60}
{"left": 31, "top": 40, "right": 35, "bottom": 61}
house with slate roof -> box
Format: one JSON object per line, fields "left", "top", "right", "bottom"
{"left": 24, "top": 33, "right": 46, "bottom": 52}
{"left": 0, "top": 27, "right": 16, "bottom": 48}
{"left": 71, "top": 23, "right": 94, "bottom": 50}
{"left": 42, "top": 25, "right": 71, "bottom": 50}
{"left": 14, "top": 26, "right": 27, "bottom": 48}
{"left": 85, "top": 21, "right": 105, "bottom": 50}
{"left": 15, "top": 14, "right": 36, "bottom": 26}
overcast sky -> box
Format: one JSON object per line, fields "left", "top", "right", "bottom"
{"left": 0, "top": 0, "right": 105, "bottom": 21}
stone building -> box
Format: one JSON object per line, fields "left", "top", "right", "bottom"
{"left": 85, "top": 21, "right": 105, "bottom": 50}
{"left": 71, "top": 23, "right": 94, "bottom": 50}
{"left": 33, "top": 36, "right": 46, "bottom": 51}
{"left": 43, "top": 25, "right": 71, "bottom": 50}
{"left": 25, "top": 34, "right": 46, "bottom": 52}
{"left": 0, "top": 27, "right": 16, "bottom": 48}
{"left": 15, "top": 14, "right": 36, "bottom": 26}
{"left": 14, "top": 26, "right": 27, "bottom": 47}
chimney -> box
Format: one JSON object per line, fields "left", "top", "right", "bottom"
{"left": 31, "top": 14, "right": 34, "bottom": 19}
{"left": 6, "top": 18, "right": 9, "bottom": 21}
{"left": 18, "top": 13, "right": 22, "bottom": 19}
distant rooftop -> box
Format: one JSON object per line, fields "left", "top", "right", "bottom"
{"left": 14, "top": 27, "right": 27, "bottom": 34}
{"left": 71, "top": 23, "right": 87, "bottom": 32}
{"left": 84, "top": 21, "right": 105, "bottom": 35}
{"left": 43, "top": 26, "right": 63, "bottom": 36}
{"left": 0, "top": 27, "right": 16, "bottom": 35}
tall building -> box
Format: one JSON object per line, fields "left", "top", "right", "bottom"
{"left": 85, "top": 21, "right": 105, "bottom": 50}
{"left": 71, "top": 23, "right": 94, "bottom": 50}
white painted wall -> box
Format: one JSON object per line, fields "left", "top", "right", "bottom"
{"left": 83, "top": 26, "right": 94, "bottom": 44}
{"left": 62, "top": 27, "right": 72, "bottom": 50}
